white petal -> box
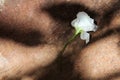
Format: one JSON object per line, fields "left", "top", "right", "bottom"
{"left": 71, "top": 11, "right": 98, "bottom": 44}
{"left": 71, "top": 19, "right": 78, "bottom": 28}
{"left": 71, "top": 11, "right": 98, "bottom": 32}
{"left": 80, "top": 32, "right": 90, "bottom": 44}
{"left": 77, "top": 12, "right": 88, "bottom": 19}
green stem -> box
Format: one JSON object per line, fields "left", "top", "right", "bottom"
{"left": 61, "top": 31, "right": 79, "bottom": 55}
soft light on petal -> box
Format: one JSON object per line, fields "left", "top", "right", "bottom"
{"left": 71, "top": 11, "right": 98, "bottom": 43}
{"left": 80, "top": 32, "right": 90, "bottom": 44}
{"left": 71, "top": 11, "right": 98, "bottom": 32}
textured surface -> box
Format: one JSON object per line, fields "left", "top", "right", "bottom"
{"left": 0, "top": 0, "right": 119, "bottom": 80}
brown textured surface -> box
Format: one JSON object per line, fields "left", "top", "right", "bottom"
{"left": 0, "top": 0, "right": 119, "bottom": 80}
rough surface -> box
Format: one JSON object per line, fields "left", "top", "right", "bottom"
{"left": 0, "top": 0, "right": 120, "bottom": 80}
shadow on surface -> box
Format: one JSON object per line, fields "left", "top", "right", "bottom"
{"left": 99, "top": 0, "right": 120, "bottom": 29}
{"left": 42, "top": 2, "right": 98, "bottom": 23}
{"left": 0, "top": 23, "right": 46, "bottom": 46}
{"left": 39, "top": 54, "right": 81, "bottom": 80}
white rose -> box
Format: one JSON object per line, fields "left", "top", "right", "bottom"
{"left": 71, "top": 11, "right": 98, "bottom": 43}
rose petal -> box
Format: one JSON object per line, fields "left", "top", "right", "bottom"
{"left": 80, "top": 32, "right": 90, "bottom": 44}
